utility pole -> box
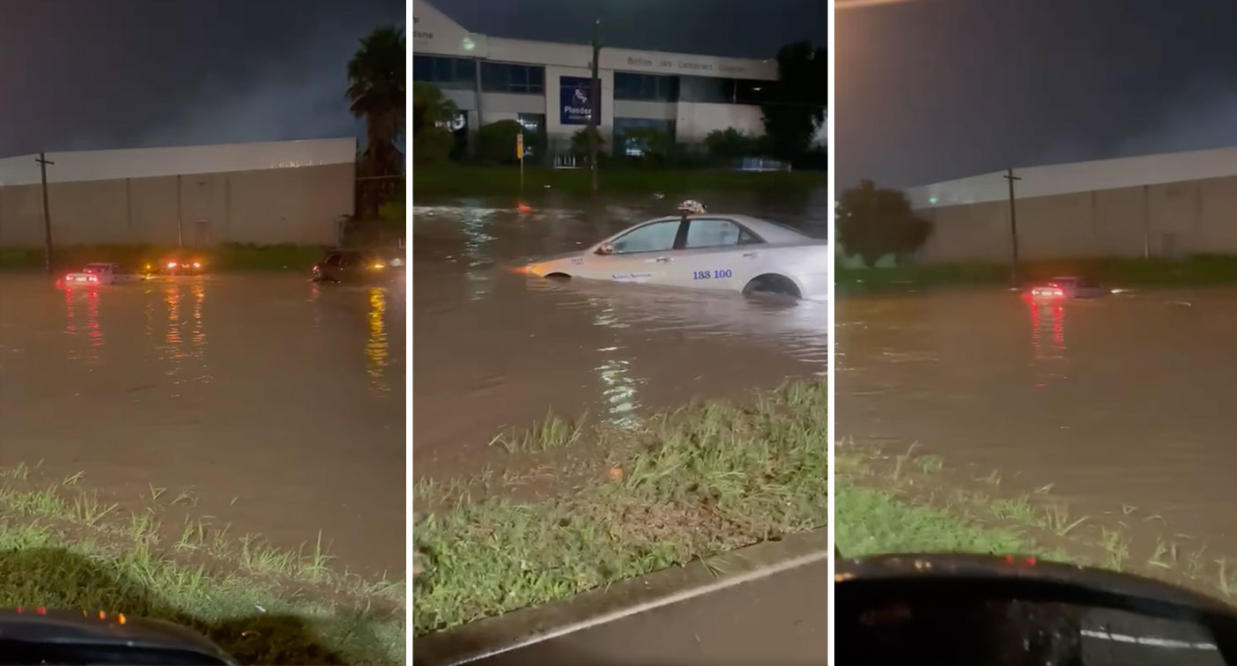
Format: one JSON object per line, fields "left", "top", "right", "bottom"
{"left": 36, "top": 153, "right": 54, "bottom": 275}
{"left": 588, "top": 18, "right": 601, "bottom": 194}
{"left": 1004, "top": 168, "right": 1022, "bottom": 286}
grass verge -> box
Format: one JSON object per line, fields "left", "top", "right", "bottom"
{"left": 0, "top": 466, "right": 404, "bottom": 664}
{"left": 0, "top": 243, "right": 329, "bottom": 272}
{"left": 838, "top": 255, "right": 1237, "bottom": 292}
{"left": 413, "top": 380, "right": 827, "bottom": 637}
{"left": 413, "top": 164, "right": 826, "bottom": 198}
{"left": 836, "top": 439, "right": 1237, "bottom": 603}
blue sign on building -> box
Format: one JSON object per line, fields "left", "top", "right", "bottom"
{"left": 559, "top": 76, "right": 599, "bottom": 125}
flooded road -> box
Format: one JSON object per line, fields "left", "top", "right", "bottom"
{"left": 839, "top": 287, "right": 1237, "bottom": 557}
{"left": 0, "top": 274, "right": 405, "bottom": 576}
{"left": 413, "top": 194, "right": 827, "bottom": 482}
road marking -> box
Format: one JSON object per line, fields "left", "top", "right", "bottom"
{"left": 447, "top": 547, "right": 830, "bottom": 665}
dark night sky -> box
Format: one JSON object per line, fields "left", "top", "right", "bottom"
{"left": 0, "top": 0, "right": 403, "bottom": 156}
{"left": 838, "top": 0, "right": 1237, "bottom": 188}
{"left": 431, "top": 0, "right": 826, "bottom": 60}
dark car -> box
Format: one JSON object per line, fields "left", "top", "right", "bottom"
{"left": 312, "top": 248, "right": 403, "bottom": 284}
{"left": 144, "top": 254, "right": 206, "bottom": 276}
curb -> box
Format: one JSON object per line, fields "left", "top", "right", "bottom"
{"left": 413, "top": 528, "right": 828, "bottom": 666}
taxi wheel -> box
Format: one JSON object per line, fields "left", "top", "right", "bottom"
{"left": 743, "top": 274, "right": 801, "bottom": 299}
{"left": 545, "top": 272, "right": 571, "bottom": 280}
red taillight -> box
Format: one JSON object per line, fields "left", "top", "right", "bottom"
{"left": 312, "top": 264, "right": 319, "bottom": 271}
{"left": 88, "top": 275, "right": 98, "bottom": 283}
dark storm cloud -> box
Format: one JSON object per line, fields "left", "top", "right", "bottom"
{"left": 837, "top": 0, "right": 1237, "bottom": 188}
{"left": 0, "top": 0, "right": 403, "bottom": 156}
{"left": 431, "top": 0, "right": 825, "bottom": 59}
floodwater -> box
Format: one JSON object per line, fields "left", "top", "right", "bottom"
{"left": 0, "top": 274, "right": 405, "bottom": 576}
{"left": 839, "top": 287, "right": 1237, "bottom": 556}
{"left": 413, "top": 193, "right": 828, "bottom": 482}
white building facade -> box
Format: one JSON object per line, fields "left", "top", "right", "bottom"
{"left": 412, "top": 0, "right": 777, "bottom": 158}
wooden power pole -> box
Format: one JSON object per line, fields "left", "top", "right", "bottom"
{"left": 588, "top": 19, "right": 601, "bottom": 193}
{"left": 1004, "top": 168, "right": 1021, "bottom": 286}
{"left": 36, "top": 152, "right": 54, "bottom": 275}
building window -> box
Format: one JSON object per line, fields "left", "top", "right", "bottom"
{"left": 481, "top": 62, "right": 545, "bottom": 94}
{"left": 413, "top": 55, "right": 476, "bottom": 89}
{"left": 516, "top": 113, "right": 544, "bottom": 133}
{"left": 613, "top": 118, "right": 675, "bottom": 157}
{"left": 734, "top": 79, "right": 769, "bottom": 105}
{"left": 516, "top": 113, "right": 545, "bottom": 158}
{"left": 613, "top": 72, "right": 679, "bottom": 102}
{"left": 680, "top": 75, "right": 735, "bottom": 103}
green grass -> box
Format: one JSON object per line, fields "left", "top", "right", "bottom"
{"left": 0, "top": 472, "right": 404, "bottom": 664}
{"left": 837, "top": 440, "right": 1237, "bottom": 603}
{"left": 413, "top": 163, "right": 826, "bottom": 198}
{"left": 836, "top": 484, "right": 1040, "bottom": 558}
{"left": 414, "top": 380, "right": 827, "bottom": 636}
{"left": 0, "top": 243, "right": 329, "bottom": 271}
{"left": 838, "top": 255, "right": 1237, "bottom": 292}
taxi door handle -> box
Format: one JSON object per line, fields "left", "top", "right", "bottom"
{"left": 654, "top": 256, "right": 672, "bottom": 263}
{"left": 742, "top": 252, "right": 758, "bottom": 259}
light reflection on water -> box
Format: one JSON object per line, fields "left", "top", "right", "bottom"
{"left": 367, "top": 287, "right": 390, "bottom": 396}
{"left": 5, "top": 274, "right": 405, "bottom": 575}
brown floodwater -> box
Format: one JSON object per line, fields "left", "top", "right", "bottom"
{"left": 0, "top": 273, "right": 405, "bottom": 576}
{"left": 412, "top": 195, "right": 828, "bottom": 482}
{"left": 839, "top": 287, "right": 1237, "bottom": 556}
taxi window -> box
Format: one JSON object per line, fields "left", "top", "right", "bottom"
{"left": 611, "top": 221, "right": 680, "bottom": 254}
{"left": 323, "top": 253, "right": 342, "bottom": 267}
{"left": 684, "top": 218, "right": 743, "bottom": 249}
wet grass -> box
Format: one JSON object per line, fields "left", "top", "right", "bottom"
{"left": 487, "top": 410, "right": 589, "bottom": 454}
{"left": 412, "top": 163, "right": 825, "bottom": 198}
{"left": 838, "top": 255, "right": 1237, "bottom": 292}
{"left": 0, "top": 243, "right": 328, "bottom": 272}
{"left": 836, "top": 439, "right": 1237, "bottom": 604}
{"left": 413, "top": 380, "right": 827, "bottom": 637}
{"left": 0, "top": 468, "right": 404, "bottom": 664}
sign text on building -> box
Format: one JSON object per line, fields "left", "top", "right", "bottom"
{"left": 559, "top": 76, "right": 599, "bottom": 125}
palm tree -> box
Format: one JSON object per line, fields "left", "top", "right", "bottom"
{"left": 347, "top": 26, "right": 405, "bottom": 178}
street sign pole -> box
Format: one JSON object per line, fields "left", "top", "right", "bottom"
{"left": 517, "top": 132, "right": 525, "bottom": 195}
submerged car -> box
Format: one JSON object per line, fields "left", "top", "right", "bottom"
{"left": 523, "top": 213, "right": 829, "bottom": 300}
{"left": 312, "top": 248, "right": 404, "bottom": 284}
{"left": 64, "top": 262, "right": 119, "bottom": 285}
{"left": 149, "top": 255, "right": 205, "bottom": 276}
{"left": 1029, "top": 276, "right": 1109, "bottom": 300}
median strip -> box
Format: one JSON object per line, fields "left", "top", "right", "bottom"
{"left": 413, "top": 380, "right": 828, "bottom": 637}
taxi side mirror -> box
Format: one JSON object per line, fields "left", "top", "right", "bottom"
{"left": 596, "top": 243, "right": 614, "bottom": 256}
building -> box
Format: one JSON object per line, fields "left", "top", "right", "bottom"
{"left": 412, "top": 0, "right": 777, "bottom": 159}
{"left": 903, "top": 145, "right": 1237, "bottom": 264}
{"left": 0, "top": 138, "right": 355, "bottom": 248}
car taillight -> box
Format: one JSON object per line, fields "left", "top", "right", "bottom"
{"left": 312, "top": 264, "right": 319, "bottom": 271}
{"left": 88, "top": 275, "right": 98, "bottom": 283}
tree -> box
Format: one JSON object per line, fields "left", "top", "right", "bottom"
{"left": 760, "top": 41, "right": 826, "bottom": 165}
{"left": 570, "top": 127, "right": 605, "bottom": 166}
{"left": 347, "top": 26, "right": 406, "bottom": 177}
{"left": 837, "top": 180, "right": 933, "bottom": 267}
{"left": 476, "top": 120, "right": 525, "bottom": 164}
{"left": 413, "top": 82, "right": 456, "bottom": 134}
{"left": 705, "top": 128, "right": 760, "bottom": 163}
{"left": 412, "top": 82, "right": 457, "bottom": 164}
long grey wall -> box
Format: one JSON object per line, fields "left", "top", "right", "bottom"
{"left": 914, "top": 174, "right": 1237, "bottom": 263}
{"left": 0, "top": 163, "right": 354, "bottom": 247}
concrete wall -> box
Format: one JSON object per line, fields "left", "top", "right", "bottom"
{"left": 0, "top": 163, "right": 353, "bottom": 248}
{"left": 914, "top": 174, "right": 1237, "bottom": 263}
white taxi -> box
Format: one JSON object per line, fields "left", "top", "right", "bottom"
{"left": 64, "top": 262, "right": 120, "bottom": 286}
{"left": 524, "top": 206, "right": 828, "bottom": 300}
